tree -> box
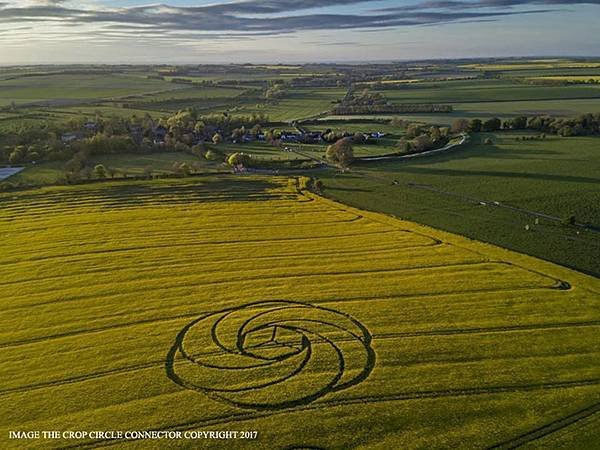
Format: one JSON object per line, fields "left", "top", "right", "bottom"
{"left": 265, "top": 84, "right": 285, "bottom": 100}
{"left": 143, "top": 166, "right": 154, "bottom": 179}
{"left": 227, "top": 152, "right": 251, "bottom": 167}
{"left": 204, "top": 149, "right": 222, "bottom": 161}
{"left": 390, "top": 117, "right": 408, "bottom": 128}
{"left": 325, "top": 137, "right": 354, "bottom": 168}
{"left": 353, "top": 132, "right": 366, "bottom": 144}
{"left": 429, "top": 126, "right": 441, "bottom": 143}
{"left": 178, "top": 162, "right": 191, "bottom": 176}
{"left": 469, "top": 119, "right": 482, "bottom": 133}
{"left": 396, "top": 138, "right": 410, "bottom": 153}
{"left": 559, "top": 126, "right": 574, "bottom": 137}
{"left": 482, "top": 117, "right": 502, "bottom": 132}
{"left": 193, "top": 121, "right": 205, "bottom": 135}
{"left": 406, "top": 123, "right": 421, "bottom": 138}
{"left": 191, "top": 143, "right": 206, "bottom": 157}
{"left": 250, "top": 124, "right": 262, "bottom": 137}
{"left": 412, "top": 134, "right": 433, "bottom": 152}
{"left": 93, "top": 164, "right": 107, "bottom": 179}
{"left": 212, "top": 133, "right": 222, "bottom": 145}
{"left": 231, "top": 128, "right": 244, "bottom": 141}
{"left": 451, "top": 119, "right": 469, "bottom": 134}
{"left": 512, "top": 116, "right": 528, "bottom": 130}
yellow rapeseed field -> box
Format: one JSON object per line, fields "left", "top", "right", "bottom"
{"left": 0, "top": 176, "right": 598, "bottom": 449}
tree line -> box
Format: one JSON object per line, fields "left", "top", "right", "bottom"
{"left": 450, "top": 113, "right": 600, "bottom": 137}
{"left": 0, "top": 109, "right": 270, "bottom": 166}
{"left": 332, "top": 89, "right": 452, "bottom": 115}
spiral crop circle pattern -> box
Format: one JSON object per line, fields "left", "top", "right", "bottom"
{"left": 166, "top": 300, "right": 375, "bottom": 410}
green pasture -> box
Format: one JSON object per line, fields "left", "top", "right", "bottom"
{"left": 0, "top": 73, "right": 184, "bottom": 107}
{"left": 320, "top": 97, "right": 600, "bottom": 126}
{"left": 320, "top": 133, "right": 600, "bottom": 276}
{"left": 375, "top": 79, "right": 600, "bottom": 104}
{"left": 232, "top": 88, "right": 346, "bottom": 122}
{"left": 303, "top": 120, "right": 404, "bottom": 136}
{"left": 7, "top": 152, "right": 220, "bottom": 186}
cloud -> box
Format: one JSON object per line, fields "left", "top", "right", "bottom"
{"left": 380, "top": 0, "right": 600, "bottom": 13}
{"left": 0, "top": 0, "right": 596, "bottom": 45}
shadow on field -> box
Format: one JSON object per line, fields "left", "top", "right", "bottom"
{"left": 3, "top": 177, "right": 292, "bottom": 210}
{"left": 96, "top": 178, "right": 294, "bottom": 208}
{"left": 326, "top": 186, "right": 371, "bottom": 193}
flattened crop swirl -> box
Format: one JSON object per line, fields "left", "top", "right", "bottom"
{"left": 166, "top": 300, "right": 375, "bottom": 410}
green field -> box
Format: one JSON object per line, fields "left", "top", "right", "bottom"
{"left": 320, "top": 99, "right": 600, "bottom": 127}
{"left": 320, "top": 133, "right": 600, "bottom": 276}
{"left": 0, "top": 73, "right": 185, "bottom": 107}
{"left": 219, "top": 143, "right": 304, "bottom": 161}
{"left": 0, "top": 177, "right": 598, "bottom": 449}
{"left": 460, "top": 61, "right": 600, "bottom": 71}
{"left": 232, "top": 88, "right": 346, "bottom": 122}
{"left": 8, "top": 152, "right": 220, "bottom": 186}
{"left": 303, "top": 120, "right": 403, "bottom": 136}
{"left": 375, "top": 79, "right": 600, "bottom": 104}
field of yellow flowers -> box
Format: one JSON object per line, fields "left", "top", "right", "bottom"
{"left": 0, "top": 176, "right": 598, "bottom": 449}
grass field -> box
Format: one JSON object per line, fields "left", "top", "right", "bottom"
{"left": 375, "top": 79, "right": 600, "bottom": 104}
{"left": 219, "top": 143, "right": 304, "bottom": 161}
{"left": 372, "top": 79, "right": 600, "bottom": 103}
{"left": 0, "top": 176, "right": 598, "bottom": 449}
{"left": 232, "top": 88, "right": 346, "bottom": 122}
{"left": 320, "top": 98, "right": 600, "bottom": 127}
{"left": 460, "top": 61, "right": 600, "bottom": 71}
{"left": 0, "top": 74, "right": 184, "bottom": 107}
{"left": 303, "top": 121, "right": 403, "bottom": 136}
{"left": 320, "top": 133, "right": 600, "bottom": 276}
{"left": 7, "top": 152, "right": 222, "bottom": 186}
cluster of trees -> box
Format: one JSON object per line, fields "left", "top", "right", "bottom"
{"left": 333, "top": 89, "right": 452, "bottom": 115}
{"left": 288, "top": 77, "right": 347, "bottom": 88}
{"left": 332, "top": 90, "right": 389, "bottom": 115}
{"left": 528, "top": 78, "right": 600, "bottom": 87}
{"left": 450, "top": 118, "right": 502, "bottom": 134}
{"left": 451, "top": 113, "right": 600, "bottom": 137}
{"left": 0, "top": 107, "right": 272, "bottom": 166}
{"left": 59, "top": 148, "right": 219, "bottom": 185}
{"left": 264, "top": 83, "right": 285, "bottom": 100}
{"left": 396, "top": 125, "right": 451, "bottom": 154}
{"left": 160, "top": 110, "right": 268, "bottom": 141}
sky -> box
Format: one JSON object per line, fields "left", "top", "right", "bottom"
{"left": 0, "top": 0, "right": 599, "bottom": 64}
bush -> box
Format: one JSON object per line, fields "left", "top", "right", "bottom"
{"left": 298, "top": 176, "right": 312, "bottom": 190}
{"left": 93, "top": 164, "right": 107, "bottom": 179}
{"left": 205, "top": 149, "right": 223, "bottom": 161}
{"left": 227, "top": 152, "right": 252, "bottom": 167}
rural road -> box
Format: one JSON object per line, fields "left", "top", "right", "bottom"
{"left": 357, "top": 133, "right": 468, "bottom": 162}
